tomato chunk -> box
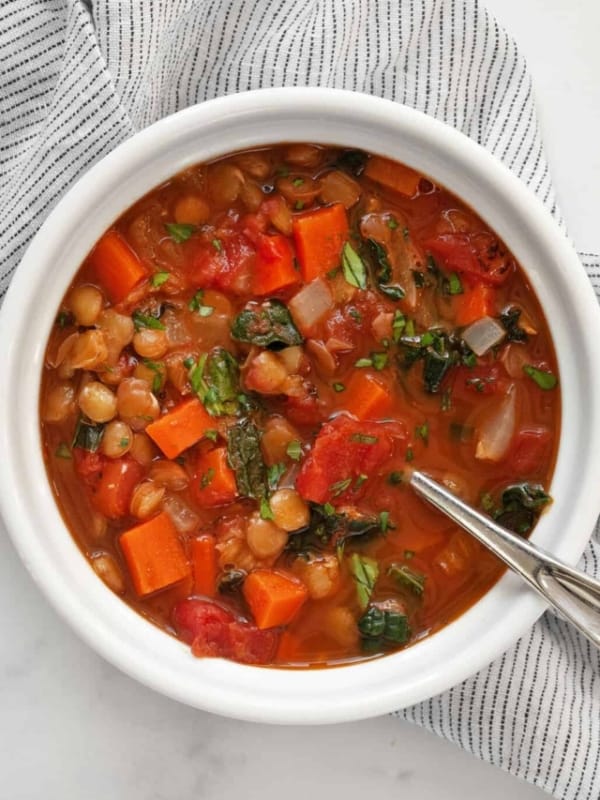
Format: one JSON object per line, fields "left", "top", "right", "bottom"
{"left": 425, "top": 232, "right": 513, "bottom": 285}
{"left": 253, "top": 234, "right": 299, "bottom": 295}
{"left": 295, "top": 415, "right": 403, "bottom": 505}
{"left": 172, "top": 599, "right": 279, "bottom": 664}
{"left": 92, "top": 457, "right": 145, "bottom": 519}
{"left": 508, "top": 427, "right": 552, "bottom": 476}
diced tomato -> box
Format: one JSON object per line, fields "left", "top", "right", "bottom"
{"left": 72, "top": 448, "right": 104, "bottom": 486}
{"left": 91, "top": 457, "right": 145, "bottom": 519}
{"left": 283, "top": 386, "right": 324, "bottom": 427}
{"left": 295, "top": 415, "right": 404, "bottom": 505}
{"left": 172, "top": 599, "right": 279, "bottom": 664}
{"left": 508, "top": 427, "right": 552, "bottom": 476}
{"left": 253, "top": 233, "right": 299, "bottom": 295}
{"left": 189, "top": 232, "right": 256, "bottom": 295}
{"left": 425, "top": 232, "right": 514, "bottom": 285}
{"left": 172, "top": 597, "right": 234, "bottom": 644}
{"left": 449, "top": 364, "right": 507, "bottom": 402}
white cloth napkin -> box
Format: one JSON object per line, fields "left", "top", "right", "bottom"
{"left": 1, "top": 2, "right": 599, "bottom": 797}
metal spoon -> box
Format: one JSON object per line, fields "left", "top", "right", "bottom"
{"left": 410, "top": 470, "right": 600, "bottom": 648}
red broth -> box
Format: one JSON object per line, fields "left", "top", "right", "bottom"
{"left": 40, "top": 144, "right": 560, "bottom": 666}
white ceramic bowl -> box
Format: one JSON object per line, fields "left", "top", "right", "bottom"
{"left": 1, "top": 88, "right": 600, "bottom": 724}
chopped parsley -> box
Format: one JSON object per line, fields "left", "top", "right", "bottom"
{"left": 54, "top": 442, "right": 72, "bottom": 459}
{"left": 267, "top": 462, "right": 286, "bottom": 490}
{"left": 151, "top": 271, "right": 170, "bottom": 287}
{"left": 286, "top": 440, "right": 302, "bottom": 461}
{"left": 333, "top": 382, "right": 346, "bottom": 392}
{"left": 132, "top": 310, "right": 165, "bottom": 331}
{"left": 523, "top": 365, "right": 558, "bottom": 390}
{"left": 349, "top": 553, "right": 379, "bottom": 611}
{"left": 188, "top": 289, "right": 214, "bottom": 317}
{"left": 330, "top": 477, "right": 352, "bottom": 497}
{"left": 415, "top": 422, "right": 429, "bottom": 444}
{"left": 388, "top": 563, "right": 425, "bottom": 596}
{"left": 200, "top": 467, "right": 215, "bottom": 488}
{"left": 342, "top": 242, "right": 368, "bottom": 290}
{"left": 165, "top": 222, "right": 196, "bottom": 243}
{"left": 211, "top": 238, "right": 223, "bottom": 252}
{"left": 259, "top": 497, "right": 274, "bottom": 520}
{"left": 350, "top": 433, "right": 379, "bottom": 445}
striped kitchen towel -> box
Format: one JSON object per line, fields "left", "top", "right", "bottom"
{"left": 1, "top": 1, "right": 599, "bottom": 797}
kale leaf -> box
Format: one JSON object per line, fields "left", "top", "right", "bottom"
{"left": 231, "top": 299, "right": 303, "bottom": 349}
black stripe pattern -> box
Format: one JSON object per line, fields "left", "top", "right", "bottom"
{"left": 1, "top": 2, "right": 599, "bottom": 796}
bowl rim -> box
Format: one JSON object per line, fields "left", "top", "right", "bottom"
{"left": 1, "top": 87, "right": 600, "bottom": 724}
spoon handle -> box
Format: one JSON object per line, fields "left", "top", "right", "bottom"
{"left": 410, "top": 470, "right": 600, "bottom": 648}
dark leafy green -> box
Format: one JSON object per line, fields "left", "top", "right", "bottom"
{"left": 218, "top": 568, "right": 247, "bottom": 594}
{"left": 226, "top": 418, "right": 269, "bottom": 502}
{"left": 188, "top": 348, "right": 242, "bottom": 416}
{"left": 499, "top": 306, "right": 528, "bottom": 343}
{"left": 358, "top": 606, "right": 411, "bottom": 646}
{"left": 72, "top": 418, "right": 104, "bottom": 452}
{"left": 493, "top": 482, "right": 552, "bottom": 534}
{"left": 286, "top": 505, "right": 381, "bottom": 555}
{"left": 231, "top": 299, "right": 303, "bottom": 349}
{"left": 388, "top": 564, "right": 425, "bottom": 597}
{"left": 396, "top": 329, "right": 476, "bottom": 394}
{"left": 335, "top": 149, "right": 368, "bottom": 176}
{"left": 363, "top": 238, "right": 405, "bottom": 300}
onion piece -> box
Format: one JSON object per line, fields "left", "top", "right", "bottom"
{"left": 162, "top": 494, "right": 200, "bottom": 534}
{"left": 306, "top": 339, "right": 336, "bottom": 375}
{"left": 475, "top": 385, "right": 516, "bottom": 462}
{"left": 462, "top": 316, "right": 506, "bottom": 356}
{"left": 288, "top": 278, "right": 333, "bottom": 335}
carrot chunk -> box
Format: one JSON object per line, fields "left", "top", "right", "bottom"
{"left": 88, "top": 229, "right": 147, "bottom": 303}
{"left": 120, "top": 511, "right": 190, "bottom": 597}
{"left": 146, "top": 398, "right": 213, "bottom": 459}
{"left": 343, "top": 372, "right": 393, "bottom": 420}
{"left": 190, "top": 535, "right": 218, "bottom": 597}
{"left": 190, "top": 447, "right": 238, "bottom": 508}
{"left": 453, "top": 283, "right": 495, "bottom": 326}
{"left": 292, "top": 204, "right": 349, "bottom": 281}
{"left": 243, "top": 569, "right": 308, "bottom": 629}
{"left": 253, "top": 234, "right": 300, "bottom": 295}
{"left": 364, "top": 156, "right": 422, "bottom": 197}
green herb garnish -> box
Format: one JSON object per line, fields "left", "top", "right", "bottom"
{"left": 231, "top": 299, "right": 303, "bottom": 348}
{"left": 333, "top": 382, "right": 346, "bottom": 393}
{"left": 188, "top": 289, "right": 214, "bottom": 317}
{"left": 54, "top": 442, "right": 72, "bottom": 459}
{"left": 342, "top": 242, "right": 368, "bottom": 290}
{"left": 286, "top": 440, "right": 302, "bottom": 461}
{"left": 267, "top": 462, "right": 286, "bottom": 490}
{"left": 523, "top": 365, "right": 558, "bottom": 390}
{"left": 350, "top": 433, "right": 378, "bottom": 445}
{"left": 132, "top": 310, "right": 165, "bottom": 331}
{"left": 388, "top": 563, "right": 425, "bottom": 596}
{"left": 165, "top": 222, "right": 196, "bottom": 243}
{"left": 188, "top": 348, "right": 242, "bottom": 416}
{"left": 358, "top": 606, "right": 411, "bottom": 645}
{"left": 349, "top": 554, "right": 379, "bottom": 610}
{"left": 151, "top": 271, "right": 170, "bottom": 287}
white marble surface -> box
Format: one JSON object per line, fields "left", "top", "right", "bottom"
{"left": 2, "top": 2, "right": 598, "bottom": 798}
